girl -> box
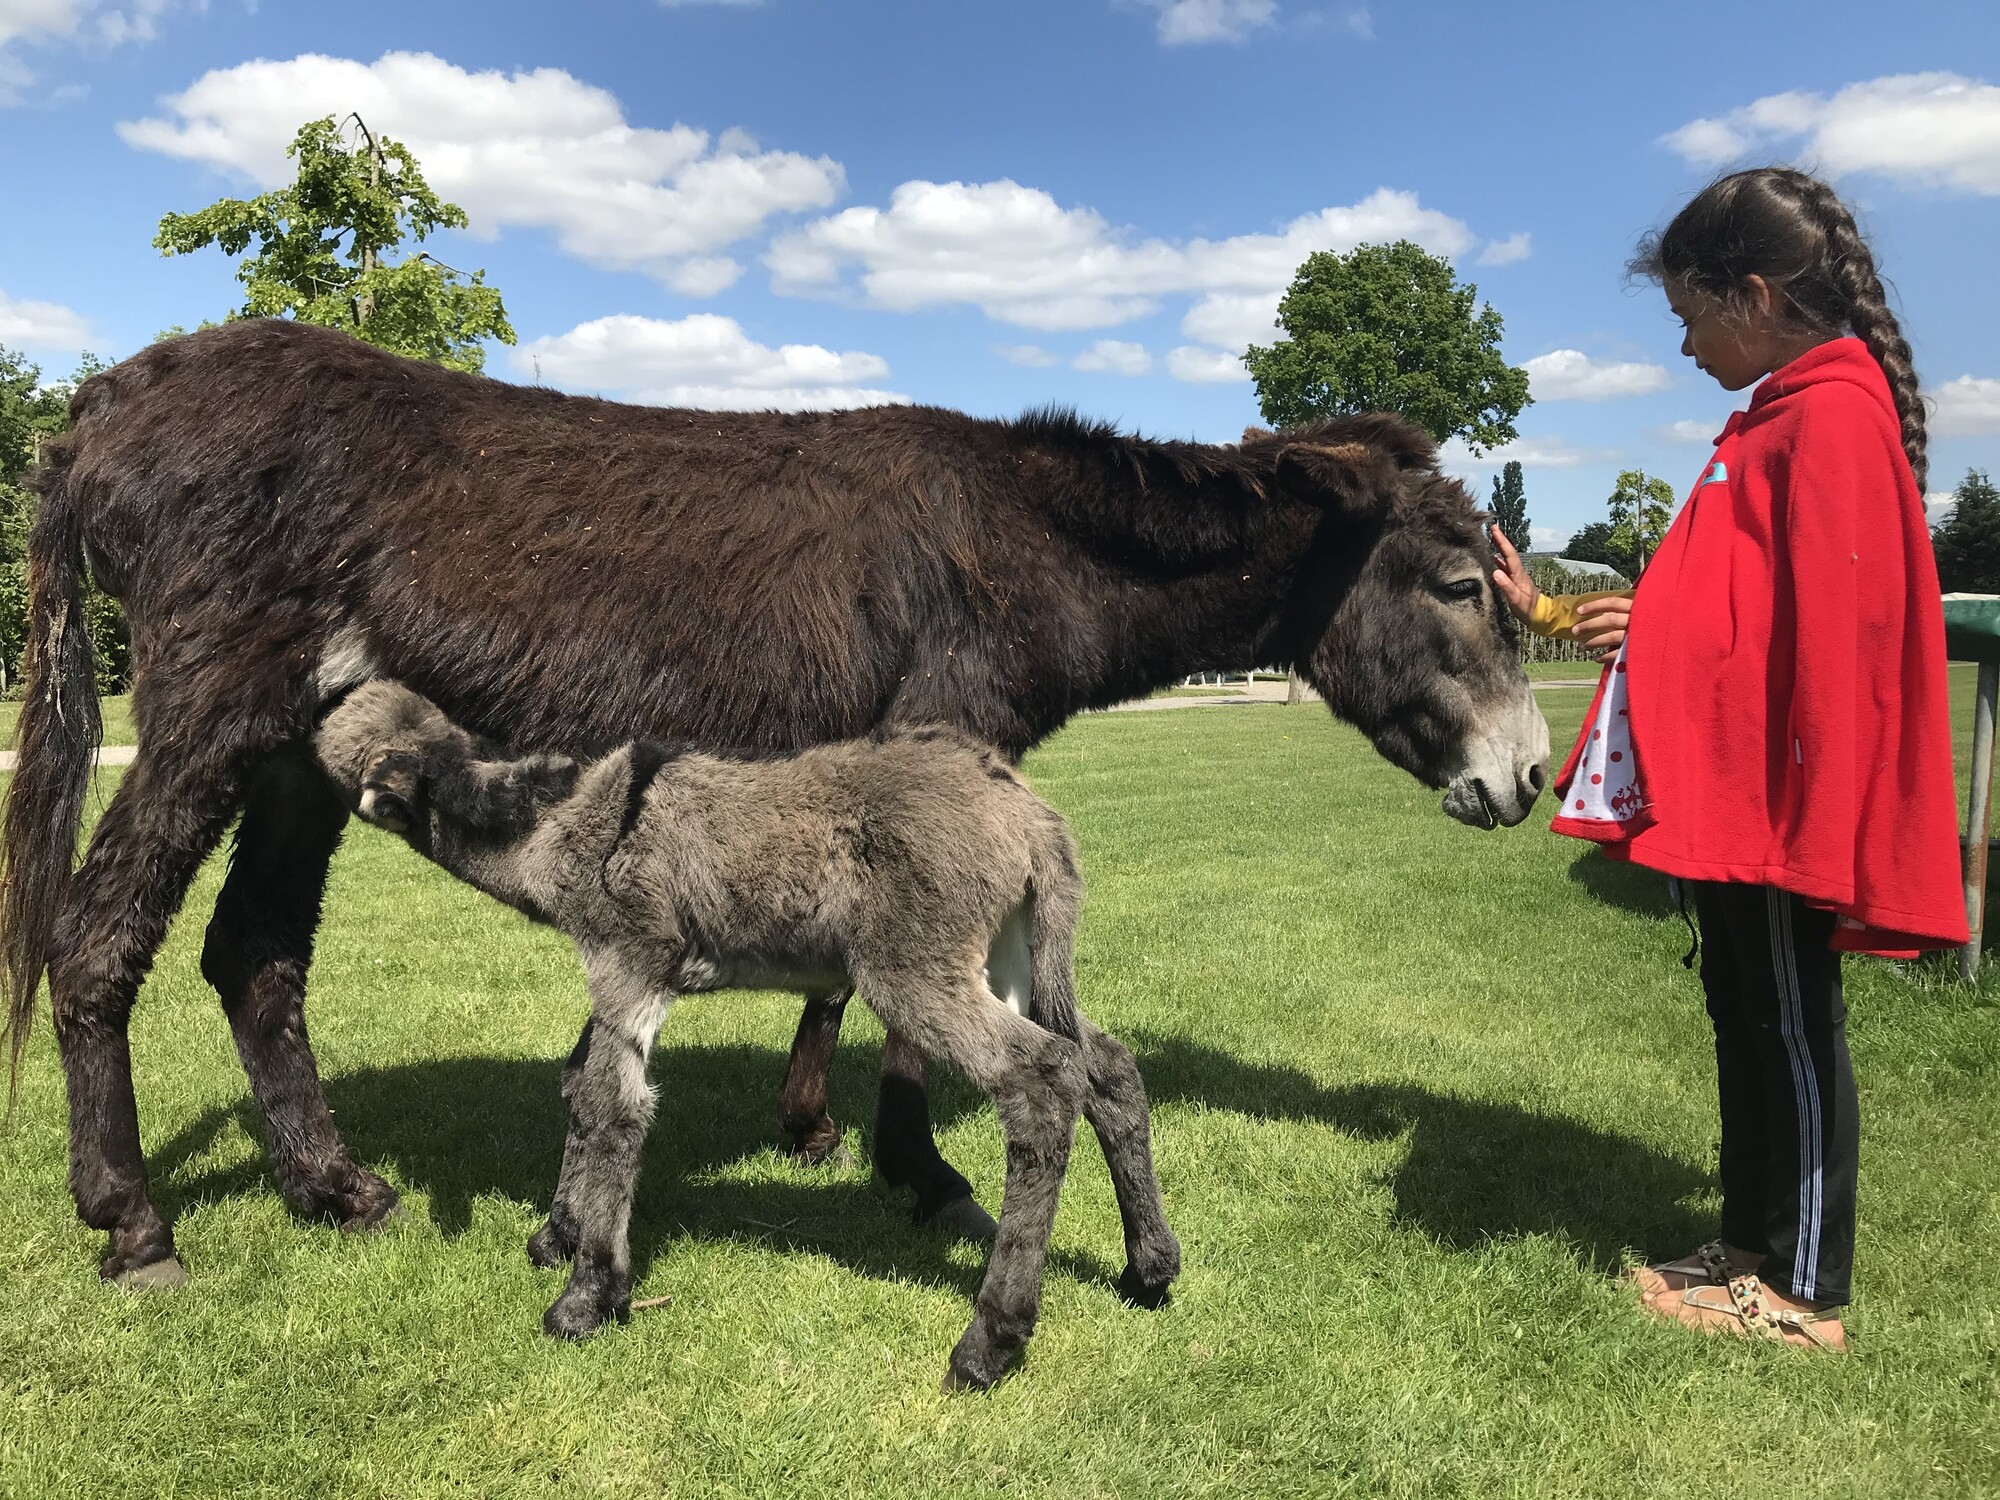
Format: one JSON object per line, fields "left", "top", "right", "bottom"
{"left": 1492, "top": 167, "right": 1968, "bottom": 1351}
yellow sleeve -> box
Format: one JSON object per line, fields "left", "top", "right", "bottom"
{"left": 1526, "top": 589, "right": 1633, "bottom": 638}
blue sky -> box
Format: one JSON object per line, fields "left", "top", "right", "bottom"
{"left": 3, "top": 0, "right": 1997, "bottom": 546}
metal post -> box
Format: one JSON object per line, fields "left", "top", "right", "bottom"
{"left": 1960, "top": 661, "right": 1998, "bottom": 980}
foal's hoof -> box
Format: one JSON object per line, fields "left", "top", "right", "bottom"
{"left": 526, "top": 1217, "right": 578, "bottom": 1270}
{"left": 111, "top": 1255, "right": 190, "bottom": 1291}
{"left": 542, "top": 1284, "right": 630, "bottom": 1341}
{"left": 942, "top": 1325, "right": 1018, "bottom": 1393}
{"left": 922, "top": 1194, "right": 999, "bottom": 1245}
{"left": 1117, "top": 1264, "right": 1174, "bottom": 1311}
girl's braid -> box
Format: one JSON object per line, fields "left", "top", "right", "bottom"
{"left": 1791, "top": 173, "right": 1929, "bottom": 490}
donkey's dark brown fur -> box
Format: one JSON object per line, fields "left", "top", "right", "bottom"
{"left": 2, "top": 320, "right": 1544, "bottom": 1286}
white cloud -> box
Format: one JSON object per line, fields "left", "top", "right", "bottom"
{"left": 1656, "top": 418, "right": 1719, "bottom": 444}
{"left": 1073, "top": 339, "right": 1151, "bottom": 376}
{"left": 511, "top": 313, "right": 906, "bottom": 412}
{"left": 0, "top": 0, "right": 175, "bottom": 103}
{"left": 1662, "top": 72, "right": 2000, "bottom": 195}
{"left": 1147, "top": 0, "right": 1276, "bottom": 45}
{"left": 1476, "top": 232, "right": 1531, "bottom": 267}
{"left": 1166, "top": 345, "right": 1249, "bottom": 383}
{"left": 1439, "top": 435, "right": 1619, "bottom": 472}
{"left": 1521, "top": 349, "right": 1672, "bottom": 402}
{"left": 0, "top": 287, "right": 94, "bottom": 349}
{"left": 1528, "top": 525, "right": 1570, "bottom": 552}
{"left": 769, "top": 182, "right": 1477, "bottom": 349}
{"left": 1931, "top": 375, "right": 2000, "bottom": 437}
{"left": 119, "top": 52, "right": 844, "bottom": 292}
{"left": 994, "top": 343, "right": 1060, "bottom": 367}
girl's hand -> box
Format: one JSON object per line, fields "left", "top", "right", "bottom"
{"left": 1488, "top": 525, "right": 1540, "bottom": 622}
{"left": 1573, "top": 595, "right": 1632, "bottom": 662}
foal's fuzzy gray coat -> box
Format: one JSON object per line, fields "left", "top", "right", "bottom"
{"left": 315, "top": 680, "right": 1179, "bottom": 1390}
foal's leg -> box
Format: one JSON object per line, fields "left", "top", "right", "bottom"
{"left": 777, "top": 989, "right": 853, "bottom": 1165}
{"left": 200, "top": 748, "right": 399, "bottom": 1229}
{"left": 856, "top": 963, "right": 1085, "bottom": 1392}
{"left": 526, "top": 1019, "right": 592, "bottom": 1269}
{"left": 48, "top": 749, "right": 247, "bottom": 1283}
{"left": 543, "top": 949, "right": 673, "bottom": 1339}
{"left": 1074, "top": 1017, "right": 1180, "bottom": 1308}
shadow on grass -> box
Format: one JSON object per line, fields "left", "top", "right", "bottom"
{"left": 1131, "top": 1035, "right": 1712, "bottom": 1271}
{"left": 145, "top": 1032, "right": 1710, "bottom": 1291}
{"left": 1565, "top": 848, "right": 1676, "bottom": 920}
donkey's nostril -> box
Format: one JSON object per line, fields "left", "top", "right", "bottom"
{"left": 1527, "top": 763, "right": 1546, "bottom": 794}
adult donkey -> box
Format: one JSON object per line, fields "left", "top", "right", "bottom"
{"left": 3, "top": 321, "right": 1545, "bottom": 1288}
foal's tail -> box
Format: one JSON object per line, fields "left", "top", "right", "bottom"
{"left": 1026, "top": 812, "right": 1083, "bottom": 1043}
{"left": 1, "top": 440, "right": 102, "bottom": 1108}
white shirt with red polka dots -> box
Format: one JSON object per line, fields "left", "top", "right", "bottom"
{"left": 1556, "top": 642, "right": 1651, "bottom": 839}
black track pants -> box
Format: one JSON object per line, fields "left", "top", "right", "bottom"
{"left": 1689, "top": 882, "right": 1858, "bottom": 1307}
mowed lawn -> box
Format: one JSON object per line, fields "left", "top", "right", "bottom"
{"left": 1, "top": 690, "right": 1997, "bottom": 1498}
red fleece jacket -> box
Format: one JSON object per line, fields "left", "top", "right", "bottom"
{"left": 1554, "top": 338, "right": 1967, "bottom": 955}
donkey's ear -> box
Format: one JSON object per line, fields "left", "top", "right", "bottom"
{"left": 1272, "top": 413, "right": 1438, "bottom": 512}
{"left": 1275, "top": 437, "right": 1401, "bottom": 514}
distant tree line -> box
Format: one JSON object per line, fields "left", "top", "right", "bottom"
{"left": 0, "top": 346, "right": 126, "bottom": 694}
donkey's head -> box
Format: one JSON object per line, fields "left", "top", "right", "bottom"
{"left": 1268, "top": 417, "right": 1549, "bottom": 829}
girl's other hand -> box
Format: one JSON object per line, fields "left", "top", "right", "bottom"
{"left": 1573, "top": 595, "right": 1632, "bottom": 662}
{"left": 1489, "top": 525, "right": 1540, "bottom": 622}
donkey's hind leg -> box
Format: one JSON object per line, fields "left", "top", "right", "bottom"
{"left": 200, "top": 747, "right": 399, "bottom": 1230}
{"left": 777, "top": 989, "right": 854, "bottom": 1166}
{"left": 856, "top": 962, "right": 1085, "bottom": 1392}
{"left": 542, "top": 948, "right": 673, "bottom": 1340}
{"left": 1075, "top": 1018, "right": 1180, "bottom": 1308}
{"left": 48, "top": 747, "right": 248, "bottom": 1283}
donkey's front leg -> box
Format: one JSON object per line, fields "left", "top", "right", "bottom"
{"left": 543, "top": 951, "right": 672, "bottom": 1340}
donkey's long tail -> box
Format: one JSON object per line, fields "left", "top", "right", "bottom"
{"left": 2, "top": 438, "right": 102, "bottom": 1108}
{"left": 1026, "top": 811, "right": 1083, "bottom": 1044}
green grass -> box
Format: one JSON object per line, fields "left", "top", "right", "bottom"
{"left": 1, "top": 701, "right": 1997, "bottom": 1498}
{"left": 1523, "top": 659, "right": 1603, "bottom": 681}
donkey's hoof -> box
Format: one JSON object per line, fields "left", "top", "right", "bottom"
{"left": 1116, "top": 1264, "right": 1174, "bottom": 1311}
{"left": 111, "top": 1255, "right": 190, "bottom": 1291}
{"left": 332, "top": 1172, "right": 402, "bottom": 1233}
{"left": 542, "top": 1286, "right": 629, "bottom": 1341}
{"left": 526, "top": 1218, "right": 578, "bottom": 1270}
{"left": 922, "top": 1194, "right": 999, "bottom": 1244}
{"left": 782, "top": 1128, "right": 854, "bottom": 1169}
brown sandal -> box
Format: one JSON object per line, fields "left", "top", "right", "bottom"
{"left": 1629, "top": 1240, "right": 1755, "bottom": 1305}
{"left": 1669, "top": 1274, "right": 1846, "bottom": 1351}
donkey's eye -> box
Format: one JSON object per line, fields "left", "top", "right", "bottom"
{"left": 1437, "top": 577, "right": 1484, "bottom": 603}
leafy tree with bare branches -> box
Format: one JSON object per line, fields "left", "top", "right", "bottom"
{"left": 154, "top": 115, "right": 515, "bottom": 373}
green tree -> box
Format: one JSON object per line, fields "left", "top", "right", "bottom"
{"left": 1489, "top": 459, "right": 1530, "bottom": 552}
{"left": 1605, "top": 468, "right": 1676, "bottom": 577}
{"left": 1932, "top": 469, "right": 2000, "bottom": 594}
{"left": 1243, "top": 240, "right": 1531, "bottom": 451}
{"left": 1560, "top": 520, "right": 1621, "bottom": 571}
{"left": 0, "top": 347, "right": 125, "bottom": 693}
{"left": 155, "top": 114, "right": 515, "bottom": 373}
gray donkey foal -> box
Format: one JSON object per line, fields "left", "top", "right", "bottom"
{"left": 315, "top": 680, "right": 1179, "bottom": 1391}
